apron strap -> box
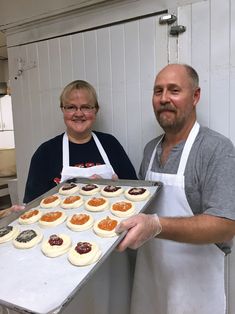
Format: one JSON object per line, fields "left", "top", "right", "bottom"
{"left": 177, "top": 121, "right": 200, "bottom": 175}
{"left": 63, "top": 132, "right": 69, "bottom": 167}
{"left": 146, "top": 121, "right": 200, "bottom": 177}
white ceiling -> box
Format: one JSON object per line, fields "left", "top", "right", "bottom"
{"left": 0, "top": 31, "right": 7, "bottom": 60}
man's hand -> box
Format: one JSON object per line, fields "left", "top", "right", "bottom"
{"left": 116, "top": 213, "right": 162, "bottom": 251}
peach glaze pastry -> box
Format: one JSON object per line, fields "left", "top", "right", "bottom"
{"left": 66, "top": 213, "right": 94, "bottom": 231}
{"left": 41, "top": 234, "right": 72, "bottom": 257}
{"left": 40, "top": 195, "right": 61, "bottom": 208}
{"left": 60, "top": 195, "right": 84, "bottom": 209}
{"left": 18, "top": 209, "right": 42, "bottom": 224}
{"left": 13, "top": 229, "right": 43, "bottom": 249}
{"left": 0, "top": 226, "right": 19, "bottom": 244}
{"left": 85, "top": 197, "right": 109, "bottom": 212}
{"left": 38, "top": 211, "right": 67, "bottom": 228}
{"left": 124, "top": 187, "right": 150, "bottom": 202}
{"left": 110, "top": 201, "right": 135, "bottom": 218}
{"left": 100, "top": 185, "right": 124, "bottom": 197}
{"left": 59, "top": 183, "right": 79, "bottom": 195}
{"left": 68, "top": 241, "right": 102, "bottom": 266}
{"left": 93, "top": 216, "right": 119, "bottom": 237}
{"left": 79, "top": 184, "right": 100, "bottom": 196}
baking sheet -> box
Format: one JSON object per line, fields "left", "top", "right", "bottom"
{"left": 0, "top": 178, "right": 162, "bottom": 314}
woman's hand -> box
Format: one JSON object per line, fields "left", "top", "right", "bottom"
{"left": 0, "top": 205, "right": 25, "bottom": 219}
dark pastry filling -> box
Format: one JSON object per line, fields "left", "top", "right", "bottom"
{"left": 75, "top": 242, "right": 92, "bottom": 254}
{"left": 82, "top": 184, "right": 98, "bottom": 191}
{"left": 15, "top": 230, "right": 37, "bottom": 243}
{"left": 0, "top": 226, "right": 13, "bottom": 238}
{"left": 128, "top": 187, "right": 146, "bottom": 195}
{"left": 103, "top": 185, "right": 121, "bottom": 192}
{"left": 48, "top": 234, "right": 63, "bottom": 246}
{"left": 62, "top": 183, "right": 77, "bottom": 191}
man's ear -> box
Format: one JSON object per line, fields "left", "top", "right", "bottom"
{"left": 193, "top": 87, "right": 201, "bottom": 107}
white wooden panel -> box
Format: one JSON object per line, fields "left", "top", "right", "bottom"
{"left": 83, "top": 31, "right": 98, "bottom": 86}
{"left": 48, "top": 38, "right": 65, "bottom": 135}
{"left": 37, "top": 41, "right": 54, "bottom": 140}
{"left": 124, "top": 20, "right": 142, "bottom": 169}
{"left": 110, "top": 24, "right": 128, "bottom": 149}
{"left": 191, "top": 1, "right": 210, "bottom": 126}
{"left": 210, "top": 0, "right": 230, "bottom": 137}
{"left": 71, "top": 33, "right": 86, "bottom": 80}
{"left": 178, "top": 4, "right": 192, "bottom": 64}
{"left": 139, "top": 16, "right": 163, "bottom": 153}
{"left": 96, "top": 27, "right": 113, "bottom": 133}
{"left": 60, "top": 36, "right": 73, "bottom": 86}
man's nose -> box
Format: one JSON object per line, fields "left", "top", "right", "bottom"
{"left": 160, "top": 90, "right": 169, "bottom": 103}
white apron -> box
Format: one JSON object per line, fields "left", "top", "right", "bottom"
{"left": 60, "top": 132, "right": 115, "bottom": 182}
{"left": 130, "top": 122, "right": 226, "bottom": 314}
{"left": 60, "top": 131, "right": 131, "bottom": 314}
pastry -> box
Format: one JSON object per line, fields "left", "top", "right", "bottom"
{"left": 0, "top": 226, "right": 19, "bottom": 244}
{"left": 110, "top": 201, "right": 135, "bottom": 217}
{"left": 40, "top": 195, "right": 61, "bottom": 208}
{"left": 41, "top": 233, "right": 72, "bottom": 257}
{"left": 68, "top": 241, "right": 102, "bottom": 266}
{"left": 85, "top": 197, "right": 109, "bottom": 212}
{"left": 67, "top": 213, "right": 94, "bottom": 231}
{"left": 93, "top": 216, "right": 119, "bottom": 237}
{"left": 124, "top": 187, "right": 150, "bottom": 201}
{"left": 13, "top": 229, "right": 43, "bottom": 249}
{"left": 39, "top": 211, "right": 67, "bottom": 227}
{"left": 18, "top": 209, "right": 42, "bottom": 224}
{"left": 59, "top": 183, "right": 79, "bottom": 195}
{"left": 100, "top": 185, "right": 123, "bottom": 197}
{"left": 60, "top": 195, "right": 83, "bottom": 209}
{"left": 79, "top": 184, "right": 100, "bottom": 196}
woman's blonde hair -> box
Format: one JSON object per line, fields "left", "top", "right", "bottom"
{"left": 60, "top": 80, "right": 99, "bottom": 110}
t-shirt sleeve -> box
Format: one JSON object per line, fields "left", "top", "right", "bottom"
{"left": 202, "top": 140, "right": 235, "bottom": 220}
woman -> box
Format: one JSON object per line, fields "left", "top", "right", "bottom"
{"left": 23, "top": 80, "right": 137, "bottom": 314}
{"left": 24, "top": 80, "right": 137, "bottom": 203}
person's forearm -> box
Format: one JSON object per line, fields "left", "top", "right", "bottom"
{"left": 158, "top": 214, "right": 235, "bottom": 244}
{"left": 0, "top": 208, "right": 11, "bottom": 218}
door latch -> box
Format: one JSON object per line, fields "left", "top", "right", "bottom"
{"left": 170, "top": 25, "right": 186, "bottom": 36}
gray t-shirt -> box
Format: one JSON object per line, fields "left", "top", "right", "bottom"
{"left": 139, "top": 126, "right": 235, "bottom": 254}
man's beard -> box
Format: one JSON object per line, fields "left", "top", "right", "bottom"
{"left": 156, "top": 109, "right": 186, "bottom": 133}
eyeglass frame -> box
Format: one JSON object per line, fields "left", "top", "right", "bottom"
{"left": 60, "top": 104, "right": 97, "bottom": 114}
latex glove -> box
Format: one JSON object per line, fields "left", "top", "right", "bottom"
{"left": 116, "top": 213, "right": 162, "bottom": 251}
{"left": 89, "top": 173, "right": 119, "bottom": 180}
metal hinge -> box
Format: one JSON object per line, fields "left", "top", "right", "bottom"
{"left": 159, "top": 14, "right": 177, "bottom": 25}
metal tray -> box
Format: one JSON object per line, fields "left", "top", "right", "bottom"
{"left": 0, "top": 178, "right": 162, "bottom": 314}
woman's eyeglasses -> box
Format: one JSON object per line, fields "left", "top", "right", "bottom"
{"left": 61, "top": 105, "right": 96, "bottom": 114}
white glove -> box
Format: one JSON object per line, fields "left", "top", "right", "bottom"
{"left": 116, "top": 213, "right": 162, "bottom": 251}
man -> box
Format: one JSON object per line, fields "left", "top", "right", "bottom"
{"left": 117, "top": 64, "right": 235, "bottom": 314}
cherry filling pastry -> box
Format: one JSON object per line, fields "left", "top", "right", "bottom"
{"left": 103, "top": 185, "right": 121, "bottom": 192}
{"left": 75, "top": 242, "right": 92, "bottom": 254}
{"left": 81, "top": 184, "right": 98, "bottom": 191}
{"left": 128, "top": 187, "right": 146, "bottom": 195}
{"left": 61, "top": 183, "right": 77, "bottom": 191}
{"left": 48, "top": 234, "right": 63, "bottom": 246}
